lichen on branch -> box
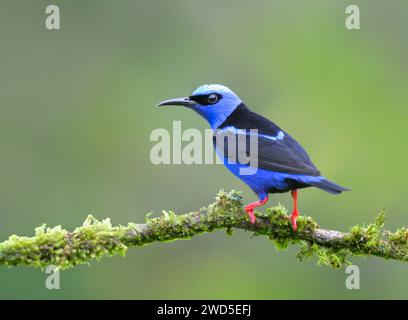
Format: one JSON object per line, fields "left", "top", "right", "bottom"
{"left": 0, "top": 190, "right": 407, "bottom": 270}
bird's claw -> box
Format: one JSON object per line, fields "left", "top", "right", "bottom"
{"left": 243, "top": 196, "right": 268, "bottom": 224}
{"left": 290, "top": 209, "right": 299, "bottom": 231}
{"left": 244, "top": 208, "right": 256, "bottom": 224}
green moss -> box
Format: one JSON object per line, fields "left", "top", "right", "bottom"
{"left": 297, "top": 242, "right": 351, "bottom": 268}
{"left": 0, "top": 191, "right": 405, "bottom": 270}
{"left": 273, "top": 238, "right": 291, "bottom": 250}
{"left": 225, "top": 227, "right": 233, "bottom": 236}
{"left": 343, "top": 211, "right": 387, "bottom": 257}
{"left": 389, "top": 228, "right": 408, "bottom": 245}
{"left": 0, "top": 215, "right": 129, "bottom": 269}
{"left": 293, "top": 211, "right": 394, "bottom": 268}
{"left": 315, "top": 248, "right": 349, "bottom": 268}
{"left": 297, "top": 215, "right": 319, "bottom": 233}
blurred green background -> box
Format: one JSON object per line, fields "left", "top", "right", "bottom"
{"left": 0, "top": 0, "right": 407, "bottom": 299}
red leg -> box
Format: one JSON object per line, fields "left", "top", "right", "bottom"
{"left": 244, "top": 196, "right": 269, "bottom": 224}
{"left": 291, "top": 189, "right": 299, "bottom": 231}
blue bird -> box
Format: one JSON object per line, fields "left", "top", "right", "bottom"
{"left": 157, "top": 84, "right": 349, "bottom": 230}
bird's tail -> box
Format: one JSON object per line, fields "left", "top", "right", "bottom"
{"left": 309, "top": 178, "right": 350, "bottom": 195}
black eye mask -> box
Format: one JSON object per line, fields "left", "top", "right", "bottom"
{"left": 189, "top": 93, "right": 223, "bottom": 105}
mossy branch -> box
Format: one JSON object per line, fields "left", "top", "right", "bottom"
{"left": 0, "top": 190, "right": 407, "bottom": 269}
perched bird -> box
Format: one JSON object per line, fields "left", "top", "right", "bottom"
{"left": 157, "top": 84, "right": 348, "bottom": 230}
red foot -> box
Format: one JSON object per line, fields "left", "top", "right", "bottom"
{"left": 291, "top": 209, "right": 299, "bottom": 231}
{"left": 291, "top": 189, "right": 299, "bottom": 231}
{"left": 244, "top": 196, "right": 269, "bottom": 224}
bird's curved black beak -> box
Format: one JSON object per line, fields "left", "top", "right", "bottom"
{"left": 156, "top": 97, "right": 196, "bottom": 107}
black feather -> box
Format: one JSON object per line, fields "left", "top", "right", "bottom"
{"left": 215, "top": 103, "right": 321, "bottom": 176}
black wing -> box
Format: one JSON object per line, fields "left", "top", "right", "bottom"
{"left": 215, "top": 104, "right": 320, "bottom": 176}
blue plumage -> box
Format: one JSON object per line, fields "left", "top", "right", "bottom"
{"left": 157, "top": 84, "right": 349, "bottom": 230}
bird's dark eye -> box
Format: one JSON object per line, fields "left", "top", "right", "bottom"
{"left": 207, "top": 93, "right": 219, "bottom": 104}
